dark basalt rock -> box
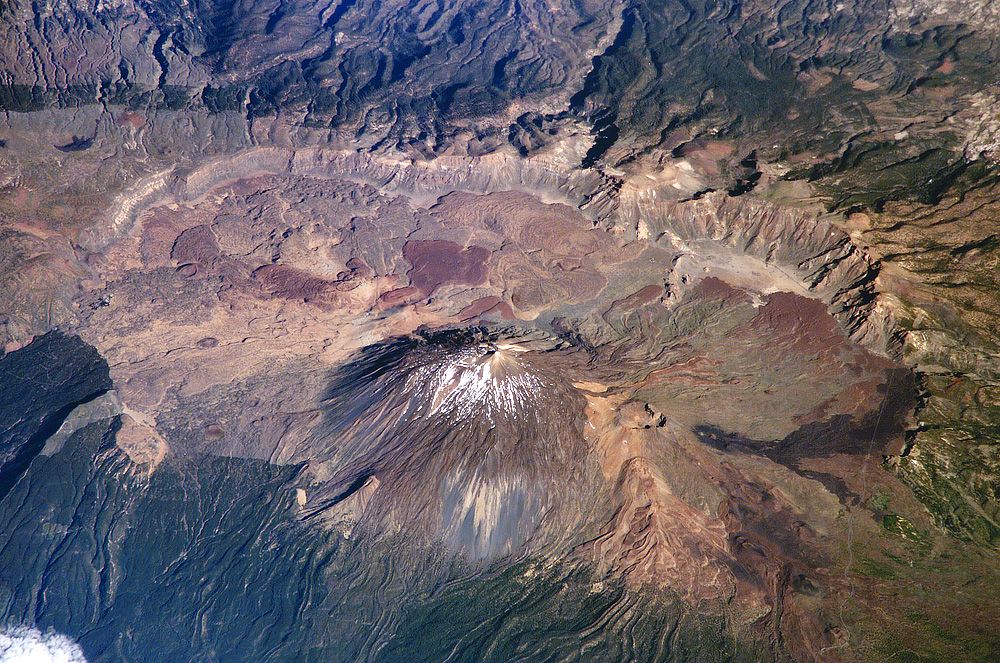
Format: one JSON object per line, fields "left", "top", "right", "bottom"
{"left": 0, "top": 331, "right": 111, "bottom": 500}
{"left": 54, "top": 135, "right": 94, "bottom": 152}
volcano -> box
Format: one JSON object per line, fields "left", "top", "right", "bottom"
{"left": 303, "top": 329, "right": 597, "bottom": 561}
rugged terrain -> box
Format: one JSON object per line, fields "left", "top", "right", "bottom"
{"left": 0, "top": 1, "right": 998, "bottom": 662}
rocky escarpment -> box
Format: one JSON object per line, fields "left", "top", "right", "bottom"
{"left": 2, "top": 0, "right": 997, "bottom": 160}
{"left": 0, "top": 0, "right": 620, "bottom": 151}
{"left": 1, "top": 0, "right": 998, "bottom": 224}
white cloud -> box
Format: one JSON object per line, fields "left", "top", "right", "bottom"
{"left": 0, "top": 626, "right": 88, "bottom": 663}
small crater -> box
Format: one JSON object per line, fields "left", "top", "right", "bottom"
{"left": 176, "top": 263, "right": 198, "bottom": 278}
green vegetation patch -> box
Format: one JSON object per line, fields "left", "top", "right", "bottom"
{"left": 856, "top": 556, "right": 898, "bottom": 580}
{"left": 882, "top": 514, "right": 930, "bottom": 550}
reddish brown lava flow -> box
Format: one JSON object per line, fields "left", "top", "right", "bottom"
{"left": 747, "top": 292, "right": 844, "bottom": 356}
{"left": 612, "top": 284, "right": 664, "bottom": 310}
{"left": 695, "top": 276, "right": 753, "bottom": 303}
{"left": 457, "top": 296, "right": 516, "bottom": 321}
{"left": 380, "top": 240, "right": 492, "bottom": 307}
{"left": 404, "top": 240, "right": 491, "bottom": 295}
{"left": 253, "top": 264, "right": 358, "bottom": 302}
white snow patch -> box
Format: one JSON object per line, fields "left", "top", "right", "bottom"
{"left": 416, "top": 343, "right": 546, "bottom": 425}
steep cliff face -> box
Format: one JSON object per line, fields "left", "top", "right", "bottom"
{"left": 0, "top": 0, "right": 999, "bottom": 661}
